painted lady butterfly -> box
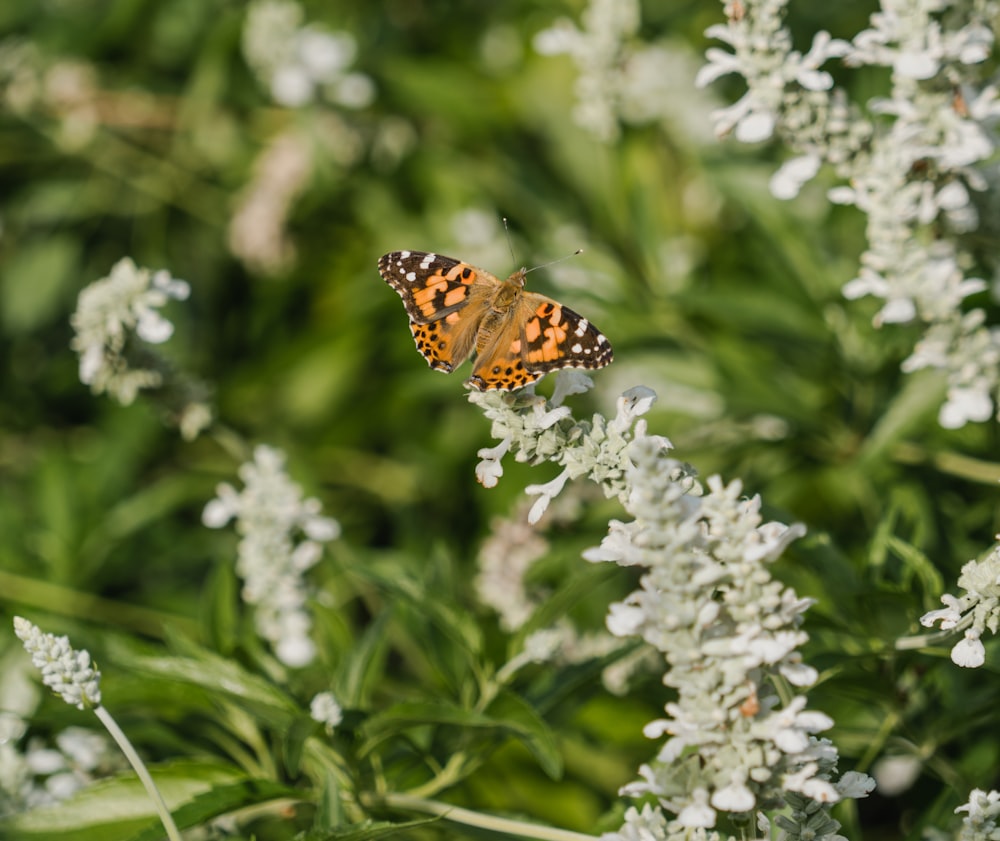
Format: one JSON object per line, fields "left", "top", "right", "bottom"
{"left": 378, "top": 250, "right": 613, "bottom": 391}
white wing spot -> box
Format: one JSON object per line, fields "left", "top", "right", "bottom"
{"left": 574, "top": 319, "right": 589, "bottom": 337}
{"left": 420, "top": 253, "right": 437, "bottom": 269}
{"left": 571, "top": 343, "right": 583, "bottom": 353}
{"left": 400, "top": 250, "right": 411, "bottom": 258}
{"left": 406, "top": 271, "right": 416, "bottom": 281}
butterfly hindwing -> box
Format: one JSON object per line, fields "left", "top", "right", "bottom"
{"left": 410, "top": 314, "right": 481, "bottom": 372}
{"left": 518, "top": 293, "right": 613, "bottom": 373}
{"left": 468, "top": 292, "right": 614, "bottom": 390}
{"left": 379, "top": 251, "right": 497, "bottom": 372}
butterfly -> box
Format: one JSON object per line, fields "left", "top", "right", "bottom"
{"left": 378, "top": 250, "right": 613, "bottom": 391}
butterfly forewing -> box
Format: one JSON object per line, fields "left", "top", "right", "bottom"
{"left": 379, "top": 251, "right": 482, "bottom": 324}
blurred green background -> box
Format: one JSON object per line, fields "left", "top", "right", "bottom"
{"left": 2, "top": 1, "right": 1000, "bottom": 838}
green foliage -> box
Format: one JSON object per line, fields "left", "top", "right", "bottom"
{"left": 1, "top": 0, "right": 999, "bottom": 839}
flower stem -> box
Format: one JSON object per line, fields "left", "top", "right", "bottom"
{"left": 377, "top": 792, "right": 597, "bottom": 840}
{"left": 94, "top": 705, "right": 183, "bottom": 841}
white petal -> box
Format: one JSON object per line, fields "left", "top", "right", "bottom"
{"left": 735, "top": 111, "right": 775, "bottom": 143}
{"left": 951, "top": 634, "right": 986, "bottom": 668}
{"left": 136, "top": 311, "right": 174, "bottom": 343}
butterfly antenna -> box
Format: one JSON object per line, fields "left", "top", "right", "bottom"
{"left": 502, "top": 217, "right": 518, "bottom": 266}
{"left": 524, "top": 248, "right": 583, "bottom": 275}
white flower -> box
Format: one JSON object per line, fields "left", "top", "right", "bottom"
{"left": 531, "top": 0, "right": 643, "bottom": 141}
{"left": 475, "top": 512, "right": 549, "bottom": 631}
{"left": 228, "top": 130, "right": 313, "bottom": 275}
{"left": 525, "top": 470, "right": 570, "bottom": 524}
{"left": 601, "top": 804, "right": 670, "bottom": 841}
{"left": 55, "top": 728, "right": 108, "bottom": 772}
{"left": 872, "top": 755, "right": 920, "bottom": 796}
{"left": 242, "top": 0, "right": 373, "bottom": 110}
{"left": 801, "top": 777, "right": 840, "bottom": 803}
{"left": 203, "top": 445, "right": 339, "bottom": 667}
{"left": 677, "top": 788, "right": 717, "bottom": 828}
{"left": 475, "top": 438, "right": 510, "bottom": 488}
{"left": 770, "top": 154, "right": 822, "bottom": 199}
{"left": 711, "top": 777, "right": 756, "bottom": 812}
{"left": 700, "top": 0, "right": 1000, "bottom": 431}
{"left": 309, "top": 691, "right": 343, "bottom": 733}
{"left": 13, "top": 618, "right": 101, "bottom": 710}
{"left": 939, "top": 384, "right": 994, "bottom": 429}
{"left": 25, "top": 748, "right": 67, "bottom": 775}
{"left": 69, "top": 258, "right": 189, "bottom": 405}
{"left": 550, "top": 369, "right": 595, "bottom": 406}
{"left": 951, "top": 630, "right": 986, "bottom": 668}
{"left": 837, "top": 770, "right": 876, "bottom": 799}
{"left": 957, "top": 788, "right": 1000, "bottom": 838}
{"left": 920, "top": 593, "right": 965, "bottom": 629}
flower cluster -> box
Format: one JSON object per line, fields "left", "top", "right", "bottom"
{"left": 475, "top": 500, "right": 642, "bottom": 694}
{"left": 533, "top": 0, "right": 715, "bottom": 144}
{"left": 69, "top": 258, "right": 211, "bottom": 439}
{"left": 698, "top": 0, "right": 1000, "bottom": 428}
{"left": 956, "top": 789, "right": 1000, "bottom": 840}
{"left": 588, "top": 438, "right": 873, "bottom": 838}
{"left": 0, "top": 40, "right": 100, "bottom": 150}
{"left": 470, "top": 379, "right": 873, "bottom": 838}
{"left": 475, "top": 507, "right": 550, "bottom": 632}
{"left": 919, "top": 539, "right": 1000, "bottom": 668}
{"left": 471, "top": 377, "right": 663, "bottom": 677}
{"left": 13, "top": 618, "right": 102, "bottom": 711}
{"left": 0, "top": 726, "right": 120, "bottom": 813}
{"left": 203, "top": 445, "right": 340, "bottom": 667}
{"left": 70, "top": 258, "right": 189, "bottom": 405}
{"left": 309, "top": 691, "right": 343, "bottom": 734}
{"left": 228, "top": 130, "right": 314, "bottom": 276}
{"left": 470, "top": 374, "right": 670, "bottom": 523}
{"left": 242, "top": 0, "right": 374, "bottom": 109}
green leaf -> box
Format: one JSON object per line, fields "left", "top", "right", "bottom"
{"left": 283, "top": 714, "right": 318, "bottom": 778}
{"left": 359, "top": 693, "right": 562, "bottom": 780}
{"left": 485, "top": 691, "right": 562, "bottom": 780}
{"left": 130, "top": 778, "right": 299, "bottom": 841}
{"left": 124, "top": 639, "right": 298, "bottom": 725}
{"left": 339, "top": 606, "right": 393, "bottom": 708}
{"left": 4, "top": 760, "right": 246, "bottom": 840}
{"left": 0, "top": 234, "right": 79, "bottom": 333}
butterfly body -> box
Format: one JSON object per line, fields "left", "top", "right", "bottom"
{"left": 378, "top": 250, "right": 613, "bottom": 391}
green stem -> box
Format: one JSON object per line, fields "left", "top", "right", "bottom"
{"left": 403, "top": 753, "right": 467, "bottom": 799}
{"left": 378, "top": 792, "right": 597, "bottom": 840}
{"left": 94, "top": 706, "right": 183, "bottom": 841}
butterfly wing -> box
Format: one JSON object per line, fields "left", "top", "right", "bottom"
{"left": 378, "top": 251, "right": 495, "bottom": 372}
{"left": 467, "top": 292, "right": 614, "bottom": 391}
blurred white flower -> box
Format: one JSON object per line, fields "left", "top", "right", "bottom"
{"left": 228, "top": 130, "right": 312, "bottom": 276}
{"left": 204, "top": 445, "right": 340, "bottom": 667}
{"left": 70, "top": 258, "right": 189, "bottom": 405}
{"left": 242, "top": 0, "right": 374, "bottom": 109}
{"left": 872, "top": 755, "right": 921, "bottom": 796}
{"left": 310, "top": 691, "right": 343, "bottom": 734}
{"left": 701, "top": 0, "right": 1000, "bottom": 428}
